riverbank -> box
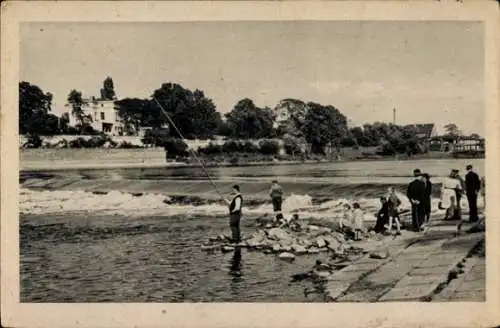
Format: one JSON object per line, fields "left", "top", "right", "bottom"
{"left": 20, "top": 147, "right": 464, "bottom": 171}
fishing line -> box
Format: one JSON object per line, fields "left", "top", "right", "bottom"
{"left": 151, "top": 96, "right": 227, "bottom": 202}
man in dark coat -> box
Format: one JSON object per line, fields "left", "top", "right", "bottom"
{"left": 465, "top": 164, "right": 481, "bottom": 222}
{"left": 407, "top": 169, "right": 427, "bottom": 231}
{"left": 421, "top": 173, "right": 433, "bottom": 224}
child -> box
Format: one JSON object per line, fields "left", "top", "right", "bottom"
{"left": 352, "top": 202, "right": 364, "bottom": 240}
{"left": 339, "top": 203, "right": 352, "bottom": 231}
{"left": 387, "top": 187, "right": 402, "bottom": 235}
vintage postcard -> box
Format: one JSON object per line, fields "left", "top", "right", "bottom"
{"left": 1, "top": 1, "right": 499, "bottom": 327}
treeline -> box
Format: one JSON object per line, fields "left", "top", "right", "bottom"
{"left": 20, "top": 78, "right": 450, "bottom": 156}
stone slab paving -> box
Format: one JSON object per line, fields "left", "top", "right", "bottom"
{"left": 336, "top": 239, "right": 447, "bottom": 302}
{"left": 434, "top": 257, "right": 486, "bottom": 302}
{"left": 379, "top": 233, "right": 484, "bottom": 302}
{"left": 322, "top": 219, "right": 485, "bottom": 303}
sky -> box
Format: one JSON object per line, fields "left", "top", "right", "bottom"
{"left": 20, "top": 21, "right": 484, "bottom": 135}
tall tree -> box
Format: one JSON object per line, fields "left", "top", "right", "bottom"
{"left": 225, "top": 98, "right": 275, "bottom": 139}
{"left": 59, "top": 112, "right": 70, "bottom": 133}
{"left": 67, "top": 89, "right": 93, "bottom": 133}
{"left": 100, "top": 76, "right": 116, "bottom": 100}
{"left": 302, "top": 102, "right": 347, "bottom": 154}
{"left": 19, "top": 81, "right": 56, "bottom": 135}
{"left": 152, "top": 83, "right": 222, "bottom": 139}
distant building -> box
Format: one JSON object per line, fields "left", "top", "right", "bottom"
{"left": 67, "top": 98, "right": 124, "bottom": 136}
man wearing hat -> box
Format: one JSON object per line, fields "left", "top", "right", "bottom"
{"left": 465, "top": 164, "right": 481, "bottom": 222}
{"left": 407, "top": 168, "right": 427, "bottom": 231}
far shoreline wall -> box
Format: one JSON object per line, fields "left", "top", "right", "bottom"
{"left": 18, "top": 134, "right": 260, "bottom": 151}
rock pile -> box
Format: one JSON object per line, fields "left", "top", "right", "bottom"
{"left": 201, "top": 221, "right": 374, "bottom": 262}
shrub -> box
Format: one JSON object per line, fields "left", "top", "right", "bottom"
{"left": 69, "top": 137, "right": 88, "bottom": 148}
{"left": 258, "top": 139, "right": 280, "bottom": 155}
{"left": 163, "top": 138, "right": 189, "bottom": 158}
{"left": 229, "top": 156, "right": 239, "bottom": 166}
{"left": 198, "top": 142, "right": 223, "bottom": 155}
{"left": 283, "top": 137, "right": 302, "bottom": 155}
{"left": 25, "top": 134, "right": 42, "bottom": 148}
{"left": 221, "top": 140, "right": 241, "bottom": 153}
{"left": 242, "top": 140, "right": 259, "bottom": 153}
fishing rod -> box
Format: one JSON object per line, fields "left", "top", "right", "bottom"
{"left": 151, "top": 96, "right": 227, "bottom": 203}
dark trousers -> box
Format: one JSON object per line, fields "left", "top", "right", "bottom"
{"left": 411, "top": 203, "right": 425, "bottom": 231}
{"left": 272, "top": 197, "right": 282, "bottom": 212}
{"left": 467, "top": 192, "right": 478, "bottom": 222}
{"left": 454, "top": 192, "right": 462, "bottom": 219}
{"left": 229, "top": 213, "right": 241, "bottom": 243}
{"left": 423, "top": 198, "right": 431, "bottom": 222}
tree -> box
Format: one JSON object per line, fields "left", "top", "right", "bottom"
{"left": 100, "top": 76, "right": 116, "bottom": 100}
{"left": 19, "top": 82, "right": 55, "bottom": 134}
{"left": 302, "top": 102, "right": 347, "bottom": 154}
{"left": 152, "top": 83, "right": 222, "bottom": 139}
{"left": 444, "top": 123, "right": 462, "bottom": 136}
{"left": 225, "top": 98, "right": 275, "bottom": 139}
{"left": 59, "top": 112, "right": 71, "bottom": 133}
{"left": 67, "top": 89, "right": 93, "bottom": 133}
{"left": 274, "top": 99, "right": 307, "bottom": 139}
{"left": 469, "top": 133, "right": 481, "bottom": 139}
{"left": 114, "top": 98, "right": 151, "bottom": 134}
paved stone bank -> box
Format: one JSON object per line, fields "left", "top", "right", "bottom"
{"left": 323, "top": 225, "right": 485, "bottom": 302}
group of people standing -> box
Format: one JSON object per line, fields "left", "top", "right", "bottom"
{"left": 407, "top": 164, "right": 483, "bottom": 233}
{"left": 224, "top": 164, "right": 484, "bottom": 244}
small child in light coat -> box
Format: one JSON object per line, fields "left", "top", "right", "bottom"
{"left": 352, "top": 202, "right": 365, "bottom": 240}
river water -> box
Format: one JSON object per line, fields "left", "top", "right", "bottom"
{"left": 20, "top": 158, "right": 484, "bottom": 302}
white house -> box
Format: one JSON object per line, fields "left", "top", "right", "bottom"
{"left": 67, "top": 98, "right": 124, "bottom": 136}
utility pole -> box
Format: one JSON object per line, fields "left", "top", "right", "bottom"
{"left": 393, "top": 108, "right": 396, "bottom": 125}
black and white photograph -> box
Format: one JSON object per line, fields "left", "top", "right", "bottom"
{"left": 2, "top": 1, "right": 499, "bottom": 328}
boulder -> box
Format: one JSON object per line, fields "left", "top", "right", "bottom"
{"left": 315, "top": 237, "right": 327, "bottom": 248}
{"left": 369, "top": 251, "right": 389, "bottom": 260}
{"left": 246, "top": 230, "right": 266, "bottom": 247}
{"left": 221, "top": 246, "right": 235, "bottom": 253}
{"left": 268, "top": 228, "right": 293, "bottom": 241}
{"left": 279, "top": 239, "right": 294, "bottom": 248}
{"left": 307, "top": 247, "right": 320, "bottom": 254}
{"left": 272, "top": 244, "right": 282, "bottom": 253}
{"left": 323, "top": 237, "right": 340, "bottom": 250}
{"left": 278, "top": 252, "right": 296, "bottom": 261}
{"left": 292, "top": 245, "right": 308, "bottom": 255}
{"left": 307, "top": 225, "right": 320, "bottom": 231}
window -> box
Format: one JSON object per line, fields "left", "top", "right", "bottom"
{"left": 100, "top": 112, "right": 105, "bottom": 120}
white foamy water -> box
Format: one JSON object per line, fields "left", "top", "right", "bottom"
{"left": 20, "top": 188, "right": 482, "bottom": 221}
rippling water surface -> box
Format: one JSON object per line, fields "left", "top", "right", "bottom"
{"left": 20, "top": 158, "right": 484, "bottom": 302}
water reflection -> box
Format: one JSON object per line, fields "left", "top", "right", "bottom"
{"left": 229, "top": 248, "right": 243, "bottom": 279}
